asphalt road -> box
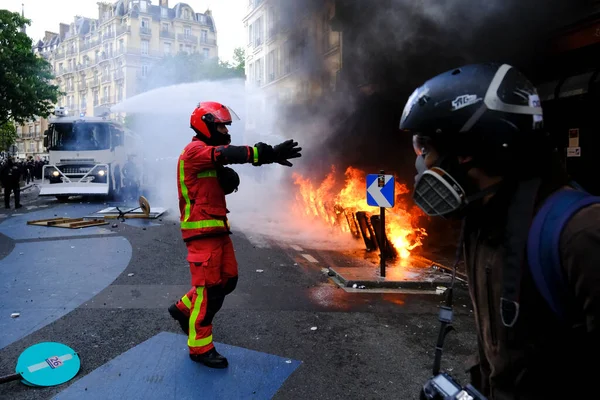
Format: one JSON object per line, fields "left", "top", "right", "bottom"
{"left": 0, "top": 186, "right": 477, "bottom": 400}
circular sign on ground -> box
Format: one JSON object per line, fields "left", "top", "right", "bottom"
{"left": 15, "top": 342, "right": 81, "bottom": 387}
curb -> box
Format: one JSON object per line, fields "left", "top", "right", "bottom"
{"left": 0, "top": 182, "right": 38, "bottom": 197}
{"left": 328, "top": 266, "right": 453, "bottom": 290}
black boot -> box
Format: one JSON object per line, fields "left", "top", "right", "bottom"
{"left": 190, "top": 348, "right": 228, "bottom": 369}
{"left": 168, "top": 304, "right": 189, "bottom": 335}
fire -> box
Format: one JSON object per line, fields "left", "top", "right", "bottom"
{"left": 292, "top": 166, "right": 427, "bottom": 259}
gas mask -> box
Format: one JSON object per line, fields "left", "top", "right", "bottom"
{"left": 413, "top": 153, "right": 499, "bottom": 218}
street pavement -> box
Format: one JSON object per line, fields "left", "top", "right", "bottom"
{"left": 0, "top": 186, "right": 477, "bottom": 400}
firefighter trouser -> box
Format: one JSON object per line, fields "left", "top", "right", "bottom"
{"left": 175, "top": 235, "right": 238, "bottom": 355}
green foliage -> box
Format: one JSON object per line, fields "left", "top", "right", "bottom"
{"left": 233, "top": 47, "right": 245, "bottom": 73}
{"left": 140, "top": 50, "right": 245, "bottom": 92}
{"left": 0, "top": 10, "right": 62, "bottom": 126}
{"left": 0, "top": 122, "right": 17, "bottom": 151}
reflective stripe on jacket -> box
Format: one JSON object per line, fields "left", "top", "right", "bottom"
{"left": 177, "top": 138, "right": 229, "bottom": 241}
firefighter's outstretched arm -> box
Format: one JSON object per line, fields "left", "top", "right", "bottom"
{"left": 213, "top": 139, "right": 302, "bottom": 167}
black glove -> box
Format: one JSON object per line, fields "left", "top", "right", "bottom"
{"left": 273, "top": 139, "right": 302, "bottom": 167}
{"left": 254, "top": 140, "right": 302, "bottom": 167}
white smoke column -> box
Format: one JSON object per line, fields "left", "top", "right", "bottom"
{"left": 111, "top": 79, "right": 362, "bottom": 250}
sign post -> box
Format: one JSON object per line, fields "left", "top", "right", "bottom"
{"left": 366, "top": 171, "right": 395, "bottom": 278}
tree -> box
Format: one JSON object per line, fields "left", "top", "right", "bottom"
{"left": 232, "top": 47, "right": 245, "bottom": 74}
{"left": 0, "top": 10, "right": 61, "bottom": 127}
{"left": 140, "top": 50, "right": 246, "bottom": 93}
{"left": 0, "top": 122, "right": 17, "bottom": 152}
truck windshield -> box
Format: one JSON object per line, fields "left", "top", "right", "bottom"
{"left": 47, "top": 122, "right": 110, "bottom": 151}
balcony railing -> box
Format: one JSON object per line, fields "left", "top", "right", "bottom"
{"left": 177, "top": 33, "right": 198, "bottom": 44}
{"left": 140, "top": 27, "right": 152, "bottom": 36}
{"left": 160, "top": 30, "right": 175, "bottom": 39}
{"left": 101, "top": 75, "right": 111, "bottom": 83}
{"left": 80, "top": 40, "right": 101, "bottom": 51}
{"left": 66, "top": 48, "right": 77, "bottom": 56}
{"left": 103, "top": 31, "right": 116, "bottom": 41}
{"left": 199, "top": 38, "right": 216, "bottom": 45}
{"left": 54, "top": 52, "right": 65, "bottom": 60}
{"left": 115, "top": 26, "right": 130, "bottom": 36}
{"left": 100, "top": 96, "right": 115, "bottom": 105}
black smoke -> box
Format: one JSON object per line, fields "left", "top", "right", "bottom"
{"left": 274, "top": 0, "right": 585, "bottom": 185}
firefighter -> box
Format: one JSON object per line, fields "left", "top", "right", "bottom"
{"left": 168, "top": 101, "right": 302, "bottom": 368}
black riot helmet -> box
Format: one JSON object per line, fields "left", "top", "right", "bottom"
{"left": 400, "top": 63, "right": 544, "bottom": 175}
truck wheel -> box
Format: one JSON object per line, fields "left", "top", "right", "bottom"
{"left": 56, "top": 196, "right": 69, "bottom": 203}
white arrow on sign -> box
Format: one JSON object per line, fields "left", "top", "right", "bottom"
{"left": 367, "top": 176, "right": 392, "bottom": 208}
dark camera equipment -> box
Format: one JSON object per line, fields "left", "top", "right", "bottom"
{"left": 420, "top": 223, "right": 488, "bottom": 400}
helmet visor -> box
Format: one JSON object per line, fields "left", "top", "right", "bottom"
{"left": 212, "top": 105, "right": 241, "bottom": 123}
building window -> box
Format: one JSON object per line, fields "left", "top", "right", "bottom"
{"left": 118, "top": 85, "right": 123, "bottom": 101}
{"left": 93, "top": 91, "right": 99, "bottom": 106}
{"left": 164, "top": 42, "right": 171, "bottom": 55}
{"left": 199, "top": 15, "right": 207, "bottom": 24}
{"left": 141, "top": 40, "right": 149, "bottom": 55}
{"left": 203, "top": 48, "right": 209, "bottom": 59}
{"left": 140, "top": 0, "right": 148, "bottom": 12}
{"left": 184, "top": 26, "right": 191, "bottom": 36}
{"left": 119, "top": 39, "right": 124, "bottom": 53}
{"left": 248, "top": 24, "right": 253, "bottom": 46}
{"left": 184, "top": 9, "right": 190, "bottom": 19}
{"left": 267, "top": 50, "right": 275, "bottom": 82}
{"left": 254, "top": 17, "right": 263, "bottom": 46}
{"left": 141, "top": 64, "right": 149, "bottom": 77}
{"left": 162, "top": 23, "right": 169, "bottom": 32}
{"left": 161, "top": 7, "right": 168, "bottom": 17}
{"left": 185, "top": 45, "right": 192, "bottom": 54}
{"left": 141, "top": 18, "right": 149, "bottom": 28}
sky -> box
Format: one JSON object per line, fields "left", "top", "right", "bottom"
{"left": 2, "top": 0, "right": 246, "bottom": 63}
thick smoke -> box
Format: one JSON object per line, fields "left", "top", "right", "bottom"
{"left": 278, "top": 0, "right": 584, "bottom": 182}
{"left": 112, "top": 0, "right": 584, "bottom": 251}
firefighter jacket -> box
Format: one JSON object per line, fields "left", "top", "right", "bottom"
{"left": 178, "top": 138, "right": 229, "bottom": 242}
{"left": 177, "top": 137, "right": 257, "bottom": 242}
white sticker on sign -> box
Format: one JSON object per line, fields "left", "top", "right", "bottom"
{"left": 567, "top": 147, "right": 581, "bottom": 157}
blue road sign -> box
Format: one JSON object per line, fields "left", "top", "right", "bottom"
{"left": 366, "top": 174, "right": 395, "bottom": 208}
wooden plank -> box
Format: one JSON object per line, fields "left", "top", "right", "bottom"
{"left": 27, "top": 217, "right": 108, "bottom": 229}
{"left": 27, "top": 217, "right": 73, "bottom": 225}
{"left": 47, "top": 218, "right": 84, "bottom": 226}
{"left": 65, "top": 220, "right": 108, "bottom": 228}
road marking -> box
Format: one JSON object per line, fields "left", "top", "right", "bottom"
{"left": 0, "top": 214, "right": 6, "bottom": 219}
{"left": 290, "top": 245, "right": 303, "bottom": 251}
{"left": 26, "top": 206, "right": 39, "bottom": 210}
{"left": 301, "top": 254, "right": 319, "bottom": 263}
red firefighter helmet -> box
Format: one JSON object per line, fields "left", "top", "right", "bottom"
{"left": 190, "top": 101, "right": 240, "bottom": 138}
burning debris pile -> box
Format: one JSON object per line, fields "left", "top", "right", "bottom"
{"left": 292, "top": 166, "right": 427, "bottom": 260}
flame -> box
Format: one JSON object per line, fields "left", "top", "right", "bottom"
{"left": 292, "top": 166, "right": 427, "bottom": 259}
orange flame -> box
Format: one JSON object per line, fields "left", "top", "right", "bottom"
{"left": 292, "top": 166, "right": 427, "bottom": 259}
